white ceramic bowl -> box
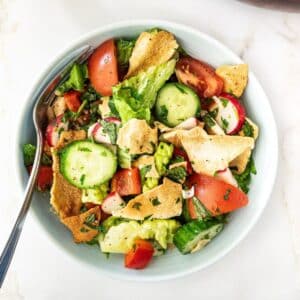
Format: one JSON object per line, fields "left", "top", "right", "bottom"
{"left": 16, "top": 20, "right": 278, "bottom": 281}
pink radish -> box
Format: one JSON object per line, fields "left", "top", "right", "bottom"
{"left": 45, "top": 115, "right": 68, "bottom": 147}
{"left": 88, "top": 122, "right": 111, "bottom": 144}
{"left": 175, "top": 117, "right": 198, "bottom": 130}
{"left": 104, "top": 117, "right": 121, "bottom": 126}
{"left": 211, "top": 93, "right": 246, "bottom": 135}
{"left": 216, "top": 168, "right": 238, "bottom": 187}
{"left": 102, "top": 192, "right": 125, "bottom": 214}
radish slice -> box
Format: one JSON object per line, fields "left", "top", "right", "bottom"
{"left": 102, "top": 192, "right": 125, "bottom": 214}
{"left": 104, "top": 117, "right": 121, "bottom": 126}
{"left": 45, "top": 115, "right": 68, "bottom": 147}
{"left": 182, "top": 186, "right": 195, "bottom": 199}
{"left": 216, "top": 168, "right": 238, "bottom": 187}
{"left": 211, "top": 93, "right": 246, "bottom": 135}
{"left": 88, "top": 122, "right": 111, "bottom": 144}
{"left": 175, "top": 117, "right": 198, "bottom": 130}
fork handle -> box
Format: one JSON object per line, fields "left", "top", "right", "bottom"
{"left": 0, "top": 44, "right": 92, "bottom": 288}
{"left": 0, "top": 134, "right": 42, "bottom": 288}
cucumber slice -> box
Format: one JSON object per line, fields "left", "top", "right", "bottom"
{"left": 155, "top": 83, "right": 200, "bottom": 127}
{"left": 174, "top": 219, "right": 224, "bottom": 254}
{"left": 60, "top": 140, "right": 117, "bottom": 189}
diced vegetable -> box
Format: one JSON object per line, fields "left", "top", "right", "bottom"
{"left": 45, "top": 115, "right": 69, "bottom": 147}
{"left": 188, "top": 173, "right": 248, "bottom": 216}
{"left": 175, "top": 57, "right": 224, "bottom": 98}
{"left": 81, "top": 182, "right": 109, "bottom": 204}
{"left": 88, "top": 39, "right": 119, "bottom": 96}
{"left": 211, "top": 93, "right": 246, "bottom": 135}
{"left": 182, "top": 197, "right": 210, "bottom": 221}
{"left": 102, "top": 192, "right": 125, "bottom": 214}
{"left": 112, "top": 59, "right": 176, "bottom": 123}
{"left": 28, "top": 165, "right": 53, "bottom": 191}
{"left": 64, "top": 90, "right": 81, "bottom": 112}
{"left": 125, "top": 239, "right": 154, "bottom": 269}
{"left": 55, "top": 63, "right": 87, "bottom": 95}
{"left": 155, "top": 83, "right": 200, "bottom": 127}
{"left": 154, "top": 142, "right": 174, "bottom": 175}
{"left": 59, "top": 140, "right": 117, "bottom": 188}
{"left": 117, "top": 147, "right": 132, "bottom": 169}
{"left": 111, "top": 167, "right": 142, "bottom": 196}
{"left": 173, "top": 219, "right": 224, "bottom": 254}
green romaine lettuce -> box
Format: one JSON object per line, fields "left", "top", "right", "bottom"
{"left": 112, "top": 59, "right": 176, "bottom": 123}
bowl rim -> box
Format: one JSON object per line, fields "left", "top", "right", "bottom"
{"left": 14, "top": 19, "right": 278, "bottom": 281}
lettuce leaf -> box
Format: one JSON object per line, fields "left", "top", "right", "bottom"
{"left": 112, "top": 59, "right": 176, "bottom": 123}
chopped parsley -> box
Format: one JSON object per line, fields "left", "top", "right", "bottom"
{"left": 233, "top": 157, "right": 257, "bottom": 193}
{"left": 85, "top": 213, "right": 96, "bottom": 224}
{"left": 223, "top": 189, "right": 231, "bottom": 200}
{"left": 221, "top": 117, "right": 229, "bottom": 131}
{"left": 209, "top": 108, "right": 219, "bottom": 119}
{"left": 140, "top": 165, "right": 152, "bottom": 184}
{"left": 166, "top": 166, "right": 187, "bottom": 183}
{"left": 220, "top": 98, "right": 229, "bottom": 107}
{"left": 158, "top": 105, "right": 169, "bottom": 124}
{"left": 241, "top": 120, "right": 254, "bottom": 137}
{"left": 174, "top": 83, "right": 187, "bottom": 94}
{"left": 80, "top": 227, "right": 90, "bottom": 233}
{"left": 203, "top": 114, "right": 216, "bottom": 128}
{"left": 132, "top": 202, "right": 142, "bottom": 210}
{"left": 176, "top": 197, "right": 181, "bottom": 204}
{"left": 151, "top": 197, "right": 161, "bottom": 206}
{"left": 81, "top": 86, "right": 100, "bottom": 102}
{"left": 101, "top": 120, "right": 117, "bottom": 144}
{"left": 80, "top": 174, "right": 86, "bottom": 185}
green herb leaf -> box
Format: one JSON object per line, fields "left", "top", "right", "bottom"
{"left": 140, "top": 165, "right": 152, "bottom": 184}
{"left": 117, "top": 39, "right": 136, "bottom": 68}
{"left": 221, "top": 117, "right": 229, "bottom": 131}
{"left": 151, "top": 197, "right": 161, "bottom": 206}
{"left": 241, "top": 120, "right": 254, "bottom": 137}
{"left": 220, "top": 98, "right": 229, "bottom": 107}
{"left": 22, "top": 143, "right": 52, "bottom": 166}
{"left": 100, "top": 120, "right": 117, "bottom": 144}
{"left": 81, "top": 86, "right": 100, "bottom": 102}
{"left": 233, "top": 157, "right": 257, "bottom": 193}
{"left": 166, "top": 166, "right": 187, "bottom": 183}
{"left": 203, "top": 114, "right": 216, "bottom": 128}
{"left": 132, "top": 202, "right": 142, "bottom": 210}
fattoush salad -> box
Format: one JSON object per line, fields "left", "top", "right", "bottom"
{"left": 23, "top": 28, "right": 259, "bottom": 270}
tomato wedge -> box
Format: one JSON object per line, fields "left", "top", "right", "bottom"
{"left": 88, "top": 39, "right": 118, "bottom": 96}
{"left": 188, "top": 173, "right": 248, "bottom": 215}
{"left": 175, "top": 57, "right": 223, "bottom": 98}
{"left": 111, "top": 168, "right": 142, "bottom": 196}
{"left": 173, "top": 147, "right": 192, "bottom": 174}
{"left": 28, "top": 165, "right": 53, "bottom": 191}
{"left": 125, "top": 239, "right": 154, "bottom": 269}
{"left": 64, "top": 90, "right": 81, "bottom": 112}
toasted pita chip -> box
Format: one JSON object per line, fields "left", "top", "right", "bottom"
{"left": 113, "top": 178, "right": 182, "bottom": 220}
{"left": 50, "top": 130, "right": 86, "bottom": 219}
{"left": 132, "top": 155, "right": 160, "bottom": 178}
{"left": 216, "top": 64, "right": 248, "bottom": 98}
{"left": 117, "top": 119, "right": 157, "bottom": 155}
{"left": 125, "top": 30, "right": 178, "bottom": 78}
{"left": 62, "top": 207, "right": 101, "bottom": 243}
{"left": 178, "top": 127, "right": 254, "bottom": 175}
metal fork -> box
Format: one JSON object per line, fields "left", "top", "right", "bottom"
{"left": 0, "top": 44, "right": 93, "bottom": 288}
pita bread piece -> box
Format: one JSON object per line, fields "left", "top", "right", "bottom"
{"left": 50, "top": 130, "right": 86, "bottom": 219}
{"left": 125, "top": 30, "right": 178, "bottom": 78}
{"left": 113, "top": 178, "right": 182, "bottom": 220}
{"left": 62, "top": 206, "right": 101, "bottom": 243}
{"left": 179, "top": 127, "right": 254, "bottom": 175}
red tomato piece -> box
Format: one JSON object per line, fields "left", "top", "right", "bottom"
{"left": 175, "top": 57, "right": 224, "bottom": 98}
{"left": 188, "top": 173, "right": 248, "bottom": 215}
{"left": 125, "top": 239, "right": 154, "bottom": 269}
{"left": 28, "top": 165, "right": 53, "bottom": 191}
{"left": 187, "top": 198, "right": 198, "bottom": 219}
{"left": 88, "top": 39, "right": 118, "bottom": 96}
{"left": 111, "top": 168, "right": 142, "bottom": 196}
{"left": 173, "top": 147, "right": 192, "bottom": 174}
{"left": 64, "top": 90, "right": 81, "bottom": 112}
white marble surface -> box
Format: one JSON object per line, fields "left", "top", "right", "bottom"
{"left": 0, "top": 0, "right": 300, "bottom": 299}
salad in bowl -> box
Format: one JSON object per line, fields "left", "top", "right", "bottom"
{"left": 22, "top": 28, "right": 259, "bottom": 270}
